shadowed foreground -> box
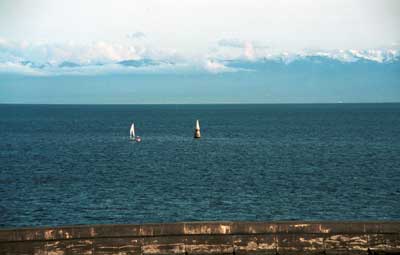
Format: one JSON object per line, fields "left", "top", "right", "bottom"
{"left": 1, "top": 221, "right": 399, "bottom": 254}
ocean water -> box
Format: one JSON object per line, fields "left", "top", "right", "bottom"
{"left": 0, "top": 103, "right": 399, "bottom": 228}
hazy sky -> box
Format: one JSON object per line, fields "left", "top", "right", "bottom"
{"left": 1, "top": 0, "right": 399, "bottom": 55}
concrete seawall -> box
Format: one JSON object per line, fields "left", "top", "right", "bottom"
{"left": 0, "top": 221, "right": 399, "bottom": 254}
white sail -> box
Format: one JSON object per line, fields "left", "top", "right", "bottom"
{"left": 194, "top": 119, "right": 201, "bottom": 138}
{"left": 130, "top": 123, "right": 135, "bottom": 138}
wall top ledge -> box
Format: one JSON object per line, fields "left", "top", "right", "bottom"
{"left": 1, "top": 221, "right": 399, "bottom": 242}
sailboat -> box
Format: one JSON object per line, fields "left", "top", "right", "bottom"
{"left": 194, "top": 120, "right": 201, "bottom": 139}
{"left": 130, "top": 123, "right": 135, "bottom": 140}
{"left": 130, "top": 123, "right": 141, "bottom": 142}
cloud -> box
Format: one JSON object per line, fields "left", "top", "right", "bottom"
{"left": 0, "top": 38, "right": 187, "bottom": 75}
{"left": 244, "top": 42, "right": 255, "bottom": 60}
{"left": 46, "top": 41, "right": 146, "bottom": 63}
{"left": 203, "top": 59, "right": 253, "bottom": 74}
{"left": 204, "top": 60, "right": 231, "bottom": 73}
{"left": 0, "top": 38, "right": 156, "bottom": 64}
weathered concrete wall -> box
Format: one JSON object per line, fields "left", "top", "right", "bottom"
{"left": 0, "top": 221, "right": 399, "bottom": 255}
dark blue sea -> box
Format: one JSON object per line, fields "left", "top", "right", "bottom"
{"left": 1, "top": 104, "right": 400, "bottom": 228}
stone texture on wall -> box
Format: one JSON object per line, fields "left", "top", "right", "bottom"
{"left": 0, "top": 221, "right": 399, "bottom": 254}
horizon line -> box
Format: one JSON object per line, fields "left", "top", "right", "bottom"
{"left": 1, "top": 101, "right": 400, "bottom": 106}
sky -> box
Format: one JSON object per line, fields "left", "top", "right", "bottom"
{"left": 0, "top": 0, "right": 399, "bottom": 103}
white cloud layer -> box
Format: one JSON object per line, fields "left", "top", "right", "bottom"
{"left": 0, "top": 38, "right": 399, "bottom": 76}
{"left": 204, "top": 60, "right": 237, "bottom": 73}
{"left": 0, "top": 39, "right": 152, "bottom": 64}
